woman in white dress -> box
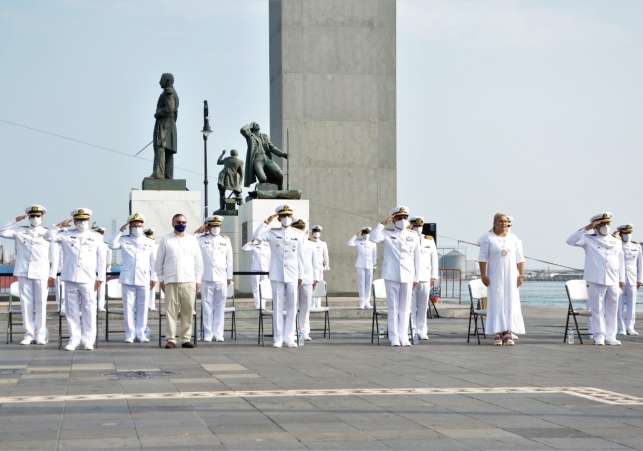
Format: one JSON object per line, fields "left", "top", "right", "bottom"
{"left": 478, "top": 213, "right": 526, "bottom": 345}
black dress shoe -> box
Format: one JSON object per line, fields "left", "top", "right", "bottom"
{"left": 181, "top": 342, "right": 195, "bottom": 348}
{"left": 165, "top": 342, "right": 175, "bottom": 349}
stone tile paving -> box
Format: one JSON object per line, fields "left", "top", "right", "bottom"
{"left": 0, "top": 305, "right": 643, "bottom": 449}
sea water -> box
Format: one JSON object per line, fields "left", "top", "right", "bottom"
{"left": 456, "top": 281, "right": 643, "bottom": 312}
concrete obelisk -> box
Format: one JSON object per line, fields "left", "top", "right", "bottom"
{"left": 268, "top": 0, "right": 397, "bottom": 293}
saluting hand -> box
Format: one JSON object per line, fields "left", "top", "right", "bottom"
{"left": 57, "top": 218, "right": 73, "bottom": 228}
{"left": 381, "top": 215, "right": 394, "bottom": 226}
{"left": 585, "top": 220, "right": 601, "bottom": 231}
{"left": 265, "top": 214, "right": 279, "bottom": 224}
{"left": 120, "top": 223, "right": 128, "bottom": 233}
{"left": 194, "top": 224, "right": 207, "bottom": 234}
{"left": 15, "top": 214, "right": 27, "bottom": 222}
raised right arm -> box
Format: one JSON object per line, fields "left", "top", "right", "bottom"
{"left": 108, "top": 231, "right": 123, "bottom": 250}
{"left": 0, "top": 219, "right": 17, "bottom": 240}
{"left": 347, "top": 235, "right": 358, "bottom": 247}
{"left": 43, "top": 225, "right": 63, "bottom": 243}
{"left": 369, "top": 223, "right": 386, "bottom": 244}
{"left": 252, "top": 222, "right": 270, "bottom": 241}
{"left": 566, "top": 230, "right": 586, "bottom": 247}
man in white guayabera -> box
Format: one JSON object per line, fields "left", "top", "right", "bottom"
{"left": 567, "top": 212, "right": 625, "bottom": 346}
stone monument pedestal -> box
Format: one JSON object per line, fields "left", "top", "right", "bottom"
{"left": 142, "top": 178, "right": 187, "bottom": 191}
{"left": 130, "top": 190, "right": 201, "bottom": 239}
{"left": 237, "top": 199, "right": 309, "bottom": 294}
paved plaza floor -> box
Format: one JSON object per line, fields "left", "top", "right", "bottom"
{"left": 1, "top": 305, "right": 643, "bottom": 450}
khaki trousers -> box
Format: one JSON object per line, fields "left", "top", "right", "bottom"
{"left": 165, "top": 282, "right": 195, "bottom": 344}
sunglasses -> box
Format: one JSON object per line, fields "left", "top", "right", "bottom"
{"left": 174, "top": 221, "right": 187, "bottom": 225}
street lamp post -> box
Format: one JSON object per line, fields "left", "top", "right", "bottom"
{"left": 201, "top": 100, "right": 212, "bottom": 221}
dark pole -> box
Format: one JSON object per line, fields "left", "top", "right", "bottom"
{"left": 202, "top": 100, "right": 212, "bottom": 221}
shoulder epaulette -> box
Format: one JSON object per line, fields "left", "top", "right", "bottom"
{"left": 634, "top": 241, "right": 639, "bottom": 244}
{"left": 221, "top": 234, "right": 229, "bottom": 239}
{"left": 424, "top": 235, "right": 433, "bottom": 240}
{"left": 308, "top": 238, "right": 315, "bottom": 242}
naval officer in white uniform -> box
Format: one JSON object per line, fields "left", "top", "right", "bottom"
{"left": 409, "top": 216, "right": 438, "bottom": 340}
{"left": 195, "top": 215, "right": 233, "bottom": 342}
{"left": 371, "top": 206, "right": 420, "bottom": 346}
{"left": 0, "top": 205, "right": 55, "bottom": 345}
{"left": 292, "top": 217, "right": 320, "bottom": 341}
{"left": 143, "top": 228, "right": 159, "bottom": 311}
{"left": 241, "top": 237, "right": 270, "bottom": 309}
{"left": 347, "top": 227, "right": 377, "bottom": 309}
{"left": 253, "top": 204, "right": 304, "bottom": 348}
{"left": 45, "top": 208, "right": 105, "bottom": 350}
{"left": 109, "top": 213, "right": 157, "bottom": 342}
{"left": 93, "top": 227, "right": 112, "bottom": 312}
{"left": 566, "top": 212, "right": 625, "bottom": 345}
{"left": 310, "top": 225, "right": 329, "bottom": 308}
{"left": 615, "top": 224, "right": 642, "bottom": 336}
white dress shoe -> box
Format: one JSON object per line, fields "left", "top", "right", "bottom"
{"left": 203, "top": 337, "right": 213, "bottom": 342}
{"left": 511, "top": 333, "right": 519, "bottom": 340}
{"left": 618, "top": 330, "right": 627, "bottom": 336}
{"left": 365, "top": 304, "right": 373, "bottom": 309}
{"left": 98, "top": 307, "right": 106, "bottom": 312}
{"left": 304, "top": 335, "right": 312, "bottom": 341}
{"left": 272, "top": 342, "right": 282, "bottom": 348}
{"left": 124, "top": 338, "right": 134, "bottom": 343}
{"left": 359, "top": 306, "right": 365, "bottom": 310}
{"left": 401, "top": 341, "right": 411, "bottom": 347}
{"left": 36, "top": 340, "right": 47, "bottom": 345}
{"left": 390, "top": 341, "right": 400, "bottom": 347}
{"left": 285, "top": 341, "right": 298, "bottom": 348}
{"left": 149, "top": 307, "right": 157, "bottom": 311}
{"left": 418, "top": 334, "right": 429, "bottom": 340}
{"left": 20, "top": 338, "right": 32, "bottom": 345}
{"left": 627, "top": 329, "right": 639, "bottom": 336}
{"left": 84, "top": 344, "right": 94, "bottom": 351}
{"left": 606, "top": 339, "right": 622, "bottom": 346}
{"left": 215, "top": 337, "right": 224, "bottom": 342}
{"left": 140, "top": 337, "right": 150, "bottom": 343}
{"left": 65, "top": 344, "right": 77, "bottom": 351}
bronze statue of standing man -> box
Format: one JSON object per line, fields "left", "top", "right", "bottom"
{"left": 150, "top": 73, "right": 179, "bottom": 179}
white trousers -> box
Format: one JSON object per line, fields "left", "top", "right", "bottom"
{"left": 617, "top": 281, "right": 637, "bottom": 332}
{"left": 271, "top": 281, "right": 297, "bottom": 345}
{"left": 313, "top": 272, "right": 324, "bottom": 308}
{"left": 587, "top": 282, "right": 619, "bottom": 342}
{"left": 122, "top": 284, "right": 148, "bottom": 340}
{"left": 201, "top": 280, "right": 227, "bottom": 340}
{"left": 251, "top": 273, "right": 268, "bottom": 309}
{"left": 385, "top": 280, "right": 412, "bottom": 345}
{"left": 65, "top": 281, "right": 96, "bottom": 348}
{"left": 357, "top": 268, "right": 373, "bottom": 307}
{"left": 410, "top": 281, "right": 431, "bottom": 336}
{"left": 298, "top": 284, "right": 313, "bottom": 338}
{"left": 18, "top": 277, "right": 48, "bottom": 342}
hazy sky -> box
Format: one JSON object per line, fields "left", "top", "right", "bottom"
{"left": 1, "top": 0, "right": 642, "bottom": 270}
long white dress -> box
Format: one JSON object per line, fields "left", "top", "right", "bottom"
{"left": 478, "top": 232, "right": 526, "bottom": 335}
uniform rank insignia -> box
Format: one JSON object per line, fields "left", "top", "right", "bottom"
{"left": 406, "top": 237, "right": 414, "bottom": 241}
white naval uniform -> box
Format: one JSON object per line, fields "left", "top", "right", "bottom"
{"left": 410, "top": 234, "right": 439, "bottom": 337}
{"left": 241, "top": 240, "right": 270, "bottom": 309}
{"left": 109, "top": 232, "right": 157, "bottom": 340}
{"left": 44, "top": 226, "right": 105, "bottom": 348}
{"left": 370, "top": 223, "right": 420, "bottom": 345}
{"left": 297, "top": 237, "right": 321, "bottom": 340}
{"left": 146, "top": 240, "right": 159, "bottom": 310}
{"left": 617, "top": 240, "right": 643, "bottom": 332}
{"left": 253, "top": 222, "right": 304, "bottom": 346}
{"left": 567, "top": 230, "right": 625, "bottom": 343}
{"left": 50, "top": 243, "right": 63, "bottom": 310}
{"left": 95, "top": 241, "right": 111, "bottom": 310}
{"left": 347, "top": 235, "right": 377, "bottom": 308}
{"left": 197, "top": 233, "right": 233, "bottom": 341}
{"left": 0, "top": 219, "right": 54, "bottom": 342}
{"left": 312, "top": 239, "right": 329, "bottom": 308}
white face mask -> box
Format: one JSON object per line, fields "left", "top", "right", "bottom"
{"left": 131, "top": 227, "right": 143, "bottom": 237}
{"left": 312, "top": 232, "right": 321, "bottom": 239}
{"left": 76, "top": 221, "right": 89, "bottom": 232}
{"left": 209, "top": 226, "right": 221, "bottom": 236}
{"left": 281, "top": 217, "right": 292, "bottom": 227}
{"left": 599, "top": 224, "right": 610, "bottom": 236}
{"left": 622, "top": 234, "right": 631, "bottom": 242}
{"left": 362, "top": 234, "right": 369, "bottom": 240}
{"left": 29, "top": 216, "right": 42, "bottom": 227}
{"left": 395, "top": 219, "right": 409, "bottom": 230}
{"left": 412, "top": 226, "right": 422, "bottom": 234}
